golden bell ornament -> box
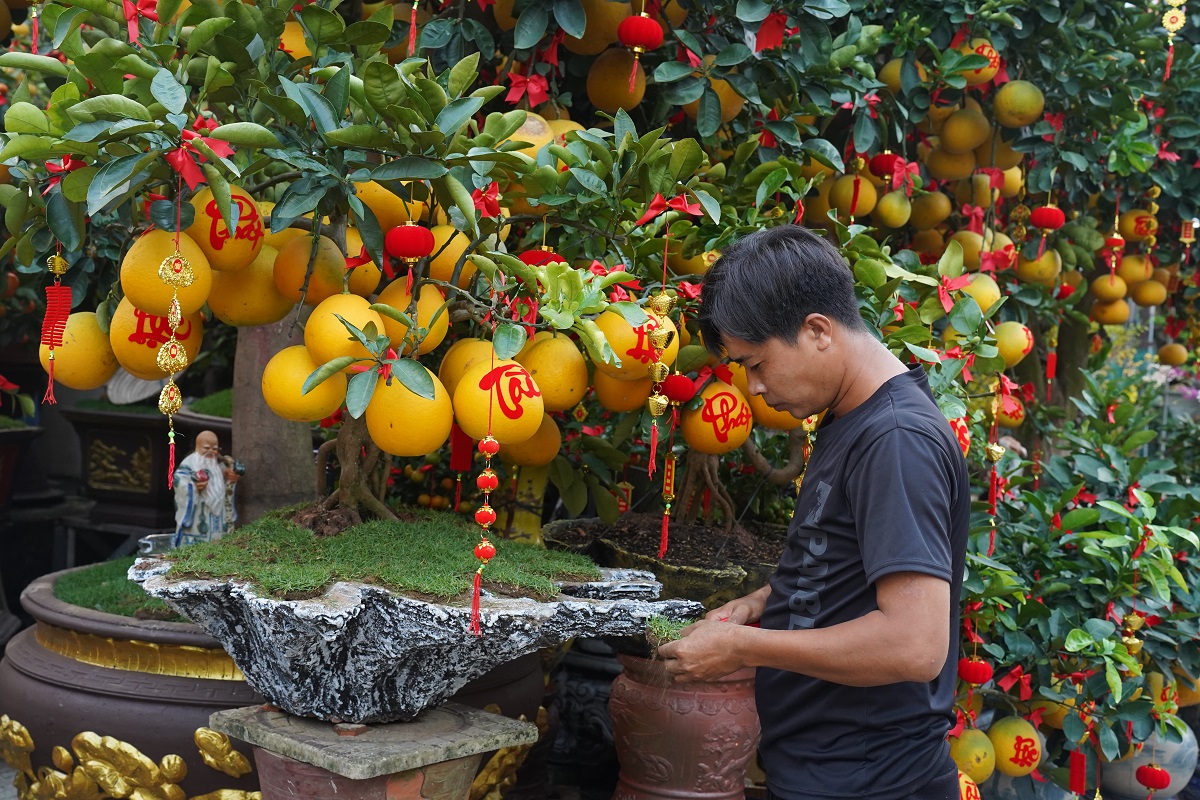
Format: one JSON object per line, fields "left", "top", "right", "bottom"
{"left": 46, "top": 254, "right": 69, "bottom": 275}
{"left": 156, "top": 339, "right": 190, "bottom": 374}
{"left": 647, "top": 361, "right": 670, "bottom": 383}
{"left": 646, "top": 291, "right": 675, "bottom": 317}
{"left": 648, "top": 327, "right": 675, "bottom": 350}
{"left": 647, "top": 393, "right": 669, "bottom": 417}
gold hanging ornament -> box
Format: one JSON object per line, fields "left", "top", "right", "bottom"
{"left": 156, "top": 246, "right": 194, "bottom": 488}
{"left": 1163, "top": 0, "right": 1186, "bottom": 81}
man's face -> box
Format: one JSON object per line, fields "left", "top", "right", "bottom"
{"left": 196, "top": 433, "right": 220, "bottom": 460}
{"left": 723, "top": 329, "right": 829, "bottom": 419}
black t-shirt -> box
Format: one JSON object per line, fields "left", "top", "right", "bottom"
{"left": 757, "top": 364, "right": 970, "bottom": 800}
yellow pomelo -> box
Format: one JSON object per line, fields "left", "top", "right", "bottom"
{"left": 593, "top": 370, "right": 653, "bottom": 412}
{"left": 999, "top": 166, "right": 1024, "bottom": 198}
{"left": 962, "top": 273, "right": 1001, "bottom": 313}
{"left": 120, "top": 229, "right": 212, "bottom": 316}
{"left": 1116, "top": 254, "right": 1153, "bottom": 285}
{"left": 1174, "top": 668, "right": 1200, "bottom": 706}
{"left": 354, "top": 181, "right": 425, "bottom": 232}
{"left": 950, "top": 230, "right": 985, "bottom": 270}
{"left": 498, "top": 413, "right": 562, "bottom": 467}
{"left": 547, "top": 118, "right": 585, "bottom": 142}
{"left": 208, "top": 244, "right": 293, "bottom": 326}
{"left": 185, "top": 184, "right": 265, "bottom": 272}
{"left": 958, "top": 38, "right": 1000, "bottom": 86}
{"left": 438, "top": 338, "right": 497, "bottom": 399}
{"left": 911, "top": 228, "right": 945, "bottom": 256}
{"left": 345, "top": 228, "right": 383, "bottom": 297}
{"left": 506, "top": 112, "right": 556, "bottom": 160}
{"left": 592, "top": 310, "right": 680, "bottom": 381}
{"left": 262, "top": 344, "right": 346, "bottom": 423}
{"left": 537, "top": 102, "right": 572, "bottom": 121}
{"left": 0, "top": 2, "right": 11, "bottom": 39}
{"left": 925, "top": 147, "right": 976, "bottom": 181}
{"left": 987, "top": 716, "right": 1042, "bottom": 777}
{"left": 259, "top": 201, "right": 307, "bottom": 250}
{"left": 1152, "top": 266, "right": 1174, "bottom": 286}
{"left": 829, "top": 174, "right": 878, "bottom": 218}
{"left": 800, "top": 158, "right": 834, "bottom": 181}
{"left": 871, "top": 191, "right": 912, "bottom": 229}
{"left": 682, "top": 56, "right": 746, "bottom": 123}
{"left": 273, "top": 234, "right": 346, "bottom": 305}
{"left": 993, "top": 80, "right": 1045, "bottom": 128}
{"left": 516, "top": 330, "right": 554, "bottom": 362}
{"left": 1015, "top": 250, "right": 1062, "bottom": 285}
{"left": 926, "top": 102, "right": 960, "bottom": 129}
{"left": 950, "top": 728, "right": 996, "bottom": 785}
{"left": 427, "top": 225, "right": 475, "bottom": 288}
{"left": 983, "top": 228, "right": 1014, "bottom": 257}
{"left": 681, "top": 381, "right": 753, "bottom": 455}
{"left": 516, "top": 334, "right": 589, "bottom": 412}
{"left": 975, "top": 128, "right": 1023, "bottom": 170}
{"left": 304, "top": 293, "right": 385, "bottom": 369}
{"left": 995, "top": 321, "right": 1033, "bottom": 368}
{"left": 1063, "top": 269, "right": 1085, "bottom": 290}
{"left": 491, "top": 0, "right": 517, "bottom": 30}
{"left": 1131, "top": 279, "right": 1167, "bottom": 307}
{"left": 803, "top": 178, "right": 835, "bottom": 228}
{"left": 1158, "top": 342, "right": 1188, "bottom": 366}
{"left": 958, "top": 771, "right": 979, "bottom": 800}
{"left": 879, "top": 58, "right": 927, "bottom": 94}
{"left": 667, "top": 241, "right": 719, "bottom": 276}
{"left": 563, "top": 0, "right": 631, "bottom": 55}
{"left": 997, "top": 395, "right": 1025, "bottom": 428}
{"left": 1029, "top": 693, "right": 1074, "bottom": 729}
{"left": 453, "top": 358, "right": 544, "bottom": 444}
{"left": 727, "top": 362, "right": 804, "bottom": 431}
{"left": 954, "top": 174, "right": 998, "bottom": 210}
{"left": 587, "top": 48, "right": 646, "bottom": 114}
{"left": 661, "top": 0, "right": 687, "bottom": 28}
{"left": 910, "top": 191, "right": 953, "bottom": 230}
{"left": 1090, "top": 273, "right": 1127, "bottom": 302}
{"left": 39, "top": 312, "right": 118, "bottom": 390}
{"left": 375, "top": 281, "right": 449, "bottom": 356}
{"left": 109, "top": 297, "right": 204, "bottom": 382}
{"left": 1092, "top": 298, "right": 1130, "bottom": 325}
{"left": 364, "top": 368, "right": 453, "bottom": 457}
{"left": 1118, "top": 209, "right": 1158, "bottom": 243}
{"left": 280, "top": 19, "right": 311, "bottom": 59}
{"left": 941, "top": 109, "right": 991, "bottom": 154}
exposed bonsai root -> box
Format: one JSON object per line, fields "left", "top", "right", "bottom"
{"left": 676, "top": 450, "right": 737, "bottom": 533}
{"left": 741, "top": 430, "right": 807, "bottom": 486}
{"left": 315, "top": 439, "right": 338, "bottom": 497}
{"left": 313, "top": 413, "right": 399, "bottom": 524}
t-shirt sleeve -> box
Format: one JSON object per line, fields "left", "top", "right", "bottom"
{"left": 846, "top": 427, "right": 957, "bottom": 585}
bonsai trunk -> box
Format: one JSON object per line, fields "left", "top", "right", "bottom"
{"left": 316, "top": 413, "right": 396, "bottom": 523}
{"left": 233, "top": 324, "right": 319, "bottom": 522}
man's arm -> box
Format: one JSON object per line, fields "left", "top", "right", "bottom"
{"left": 657, "top": 571, "right": 949, "bottom": 685}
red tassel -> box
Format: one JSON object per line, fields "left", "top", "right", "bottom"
{"left": 989, "top": 465, "right": 998, "bottom": 515}
{"left": 1036, "top": 233, "right": 1047, "bottom": 259}
{"left": 849, "top": 175, "right": 861, "bottom": 217}
{"left": 469, "top": 569, "right": 482, "bottom": 636}
{"left": 167, "top": 435, "right": 176, "bottom": 489}
{"left": 407, "top": 1, "right": 419, "bottom": 56}
{"left": 449, "top": 423, "right": 473, "bottom": 472}
{"left": 659, "top": 505, "right": 670, "bottom": 559}
{"left": 647, "top": 419, "right": 658, "bottom": 478}
{"left": 702, "top": 487, "right": 711, "bottom": 516}
{"left": 1046, "top": 351, "right": 1057, "bottom": 402}
{"left": 628, "top": 56, "right": 638, "bottom": 95}
{"left": 1166, "top": 43, "right": 1174, "bottom": 81}
{"left": 405, "top": 265, "right": 414, "bottom": 297}
{"left": 30, "top": 9, "right": 39, "bottom": 54}
{"left": 1070, "top": 747, "right": 1087, "bottom": 795}
{"left": 42, "top": 356, "right": 56, "bottom": 404}
{"left": 454, "top": 476, "right": 462, "bottom": 512}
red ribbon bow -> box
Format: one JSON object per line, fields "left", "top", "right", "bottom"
{"left": 755, "top": 11, "right": 788, "bottom": 52}
{"left": 122, "top": 0, "right": 159, "bottom": 43}
{"left": 0, "top": 374, "right": 18, "bottom": 393}
{"left": 892, "top": 299, "right": 917, "bottom": 322}
{"left": 938, "top": 273, "right": 971, "bottom": 313}
{"left": 891, "top": 160, "right": 919, "bottom": 196}
{"left": 537, "top": 30, "right": 564, "bottom": 70}
{"left": 472, "top": 183, "right": 501, "bottom": 218}
{"left": 635, "top": 193, "right": 703, "bottom": 227}
{"left": 165, "top": 127, "right": 235, "bottom": 191}
{"left": 960, "top": 204, "right": 985, "bottom": 234}
{"left": 978, "top": 167, "right": 1005, "bottom": 190}
{"left": 839, "top": 92, "right": 880, "bottom": 119}
{"left": 997, "top": 664, "right": 1033, "bottom": 701}
{"left": 677, "top": 281, "right": 702, "bottom": 300}
{"left": 505, "top": 72, "right": 549, "bottom": 109}
{"left": 942, "top": 346, "right": 975, "bottom": 382}
{"left": 980, "top": 245, "right": 1015, "bottom": 273}
{"left": 43, "top": 155, "right": 86, "bottom": 195}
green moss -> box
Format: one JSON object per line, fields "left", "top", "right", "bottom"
{"left": 187, "top": 388, "right": 233, "bottom": 418}
{"left": 646, "top": 614, "right": 691, "bottom": 645}
{"left": 0, "top": 416, "right": 27, "bottom": 430}
{"left": 76, "top": 398, "right": 160, "bottom": 414}
{"left": 54, "top": 557, "right": 183, "bottom": 620}
{"left": 165, "top": 509, "right": 603, "bottom": 602}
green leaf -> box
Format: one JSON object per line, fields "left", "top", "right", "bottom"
{"left": 363, "top": 61, "right": 407, "bottom": 118}
{"left": 493, "top": 323, "right": 528, "bottom": 360}
{"left": 303, "top": 356, "right": 357, "bottom": 394}
{"left": 1059, "top": 508, "right": 1100, "bottom": 531}
{"left": 609, "top": 301, "right": 648, "bottom": 327}
{"left": 392, "top": 359, "right": 436, "bottom": 400}
{"left": 754, "top": 166, "right": 789, "bottom": 208}
{"left": 568, "top": 167, "right": 607, "bottom": 195}
{"left": 2, "top": 102, "right": 51, "bottom": 134}
{"left": 209, "top": 122, "right": 281, "bottom": 148}
{"left": 87, "top": 153, "right": 152, "bottom": 215}
{"left": 553, "top": 0, "right": 586, "bottom": 38}
{"left": 61, "top": 167, "right": 97, "bottom": 204}
{"left": 947, "top": 296, "right": 981, "bottom": 334}
{"left": 371, "top": 156, "right": 449, "bottom": 181}
{"left": 46, "top": 191, "right": 83, "bottom": 252}
{"left": 434, "top": 96, "right": 486, "bottom": 138}
{"left": 345, "top": 369, "right": 378, "bottom": 419}
{"left": 150, "top": 70, "right": 188, "bottom": 115}
{"left": 299, "top": 4, "right": 346, "bottom": 43}
{"left": 735, "top": 0, "right": 771, "bottom": 23}
{"left": 715, "top": 43, "right": 752, "bottom": 66}
{"left": 185, "top": 17, "right": 236, "bottom": 55}
{"left": 325, "top": 125, "right": 394, "bottom": 149}
{"left": 654, "top": 61, "right": 695, "bottom": 83}
{"left": 613, "top": 109, "right": 636, "bottom": 148}
{"left": 1064, "top": 628, "right": 1092, "bottom": 652}
{"left": 668, "top": 138, "right": 703, "bottom": 182}
{"left": 938, "top": 239, "right": 964, "bottom": 277}
{"left": 149, "top": 199, "right": 196, "bottom": 232}
{"left": 693, "top": 188, "right": 721, "bottom": 223}
{"left": 0, "top": 52, "right": 69, "bottom": 78}
{"left": 69, "top": 95, "right": 153, "bottom": 123}
{"left": 800, "top": 139, "right": 844, "bottom": 172}
{"left": 514, "top": 4, "right": 549, "bottom": 49}
{"left": 695, "top": 89, "right": 722, "bottom": 138}
{"left": 448, "top": 53, "right": 480, "bottom": 98}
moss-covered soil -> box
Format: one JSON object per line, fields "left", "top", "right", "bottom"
{"left": 54, "top": 557, "right": 183, "bottom": 621}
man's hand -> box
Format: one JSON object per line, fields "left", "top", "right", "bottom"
{"left": 704, "top": 586, "right": 769, "bottom": 625}
{"left": 656, "top": 619, "right": 751, "bottom": 683}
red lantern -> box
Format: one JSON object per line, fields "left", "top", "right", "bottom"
{"left": 1105, "top": 233, "right": 1127, "bottom": 251}
{"left": 1029, "top": 205, "right": 1065, "bottom": 231}
{"left": 518, "top": 247, "right": 563, "bottom": 267}
{"left": 868, "top": 152, "right": 903, "bottom": 179}
{"left": 617, "top": 13, "right": 664, "bottom": 55}
{"left": 1136, "top": 763, "right": 1171, "bottom": 792}
{"left": 957, "top": 656, "right": 994, "bottom": 686}
{"left": 384, "top": 223, "right": 435, "bottom": 263}
{"left": 661, "top": 372, "right": 697, "bottom": 404}
{"left": 476, "top": 468, "right": 499, "bottom": 492}
{"left": 478, "top": 435, "right": 500, "bottom": 457}
{"left": 475, "top": 504, "right": 497, "bottom": 528}
{"left": 474, "top": 537, "right": 497, "bottom": 562}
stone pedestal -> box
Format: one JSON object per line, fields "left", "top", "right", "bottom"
{"left": 210, "top": 703, "right": 539, "bottom": 800}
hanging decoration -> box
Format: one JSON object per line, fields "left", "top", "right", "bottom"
{"left": 1029, "top": 201, "right": 1065, "bottom": 257}
{"left": 40, "top": 251, "right": 71, "bottom": 404}
{"left": 985, "top": 376, "right": 1007, "bottom": 557}
{"left": 1162, "top": 0, "right": 1186, "bottom": 81}
{"left": 1182, "top": 219, "right": 1196, "bottom": 270}
{"left": 1136, "top": 762, "right": 1170, "bottom": 799}
{"left": 407, "top": 0, "right": 421, "bottom": 57}
{"left": 1045, "top": 324, "right": 1059, "bottom": 403}
{"left": 156, "top": 256, "right": 194, "bottom": 489}
{"left": 617, "top": 5, "right": 664, "bottom": 94}
{"left": 471, "top": 434, "right": 500, "bottom": 636}
{"left": 384, "top": 222, "right": 436, "bottom": 287}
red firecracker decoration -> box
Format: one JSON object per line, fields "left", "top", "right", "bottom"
{"left": 40, "top": 253, "right": 71, "bottom": 404}
{"left": 469, "top": 422, "right": 501, "bottom": 637}
{"left": 957, "top": 656, "right": 995, "bottom": 685}
{"left": 1137, "top": 763, "right": 1171, "bottom": 796}
{"left": 617, "top": 13, "right": 663, "bottom": 93}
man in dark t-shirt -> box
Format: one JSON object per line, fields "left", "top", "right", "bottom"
{"left": 656, "top": 226, "right": 970, "bottom": 800}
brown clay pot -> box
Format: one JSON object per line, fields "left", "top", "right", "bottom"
{"left": 608, "top": 654, "right": 760, "bottom": 800}
{"left": 0, "top": 567, "right": 263, "bottom": 796}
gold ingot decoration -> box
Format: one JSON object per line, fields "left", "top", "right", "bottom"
{"left": 46, "top": 254, "right": 70, "bottom": 276}
{"left": 985, "top": 443, "right": 1006, "bottom": 463}
{"left": 647, "top": 327, "right": 674, "bottom": 350}
{"left": 647, "top": 361, "right": 670, "bottom": 383}
{"left": 158, "top": 251, "right": 195, "bottom": 288}
{"left": 1149, "top": 185, "right": 1163, "bottom": 197}
{"left": 159, "top": 381, "right": 184, "bottom": 416}
{"left": 1124, "top": 611, "right": 1147, "bottom": 632}
{"left": 1010, "top": 204, "right": 1031, "bottom": 223}
{"left": 1122, "top": 634, "right": 1143, "bottom": 656}
{"left": 645, "top": 291, "right": 675, "bottom": 317}
{"left": 1147, "top": 200, "right": 1160, "bottom": 215}
{"left": 34, "top": 623, "right": 245, "bottom": 680}
{"left": 647, "top": 393, "right": 669, "bottom": 417}
{"left": 194, "top": 730, "right": 252, "bottom": 779}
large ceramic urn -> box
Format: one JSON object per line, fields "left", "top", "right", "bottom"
{"left": 0, "top": 567, "right": 263, "bottom": 799}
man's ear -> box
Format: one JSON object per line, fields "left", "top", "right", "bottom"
{"left": 805, "top": 313, "right": 835, "bottom": 349}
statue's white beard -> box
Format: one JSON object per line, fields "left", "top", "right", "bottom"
{"left": 195, "top": 453, "right": 226, "bottom": 502}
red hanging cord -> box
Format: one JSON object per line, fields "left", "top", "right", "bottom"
{"left": 407, "top": 0, "right": 420, "bottom": 56}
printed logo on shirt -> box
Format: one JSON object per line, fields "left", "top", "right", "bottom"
{"left": 789, "top": 481, "right": 831, "bottom": 630}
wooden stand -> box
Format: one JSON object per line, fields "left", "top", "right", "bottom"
{"left": 210, "top": 703, "right": 538, "bottom": 800}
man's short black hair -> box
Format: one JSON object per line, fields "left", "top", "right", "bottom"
{"left": 697, "top": 225, "right": 863, "bottom": 355}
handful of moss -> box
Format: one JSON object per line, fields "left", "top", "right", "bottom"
{"left": 646, "top": 614, "right": 694, "bottom": 651}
